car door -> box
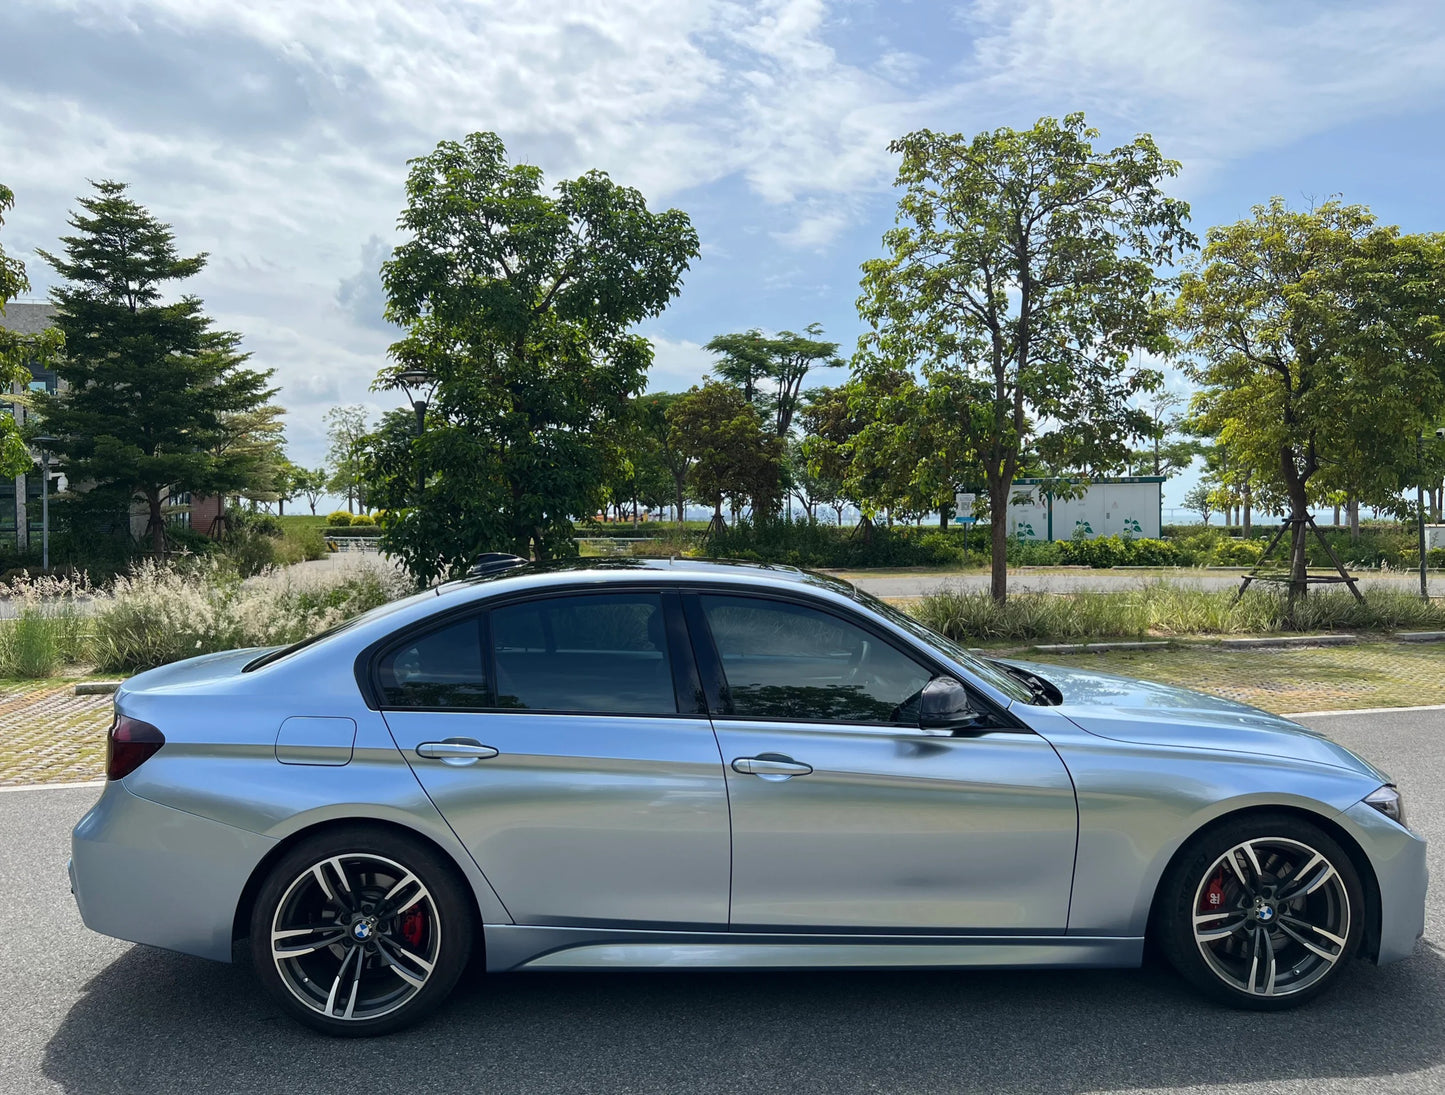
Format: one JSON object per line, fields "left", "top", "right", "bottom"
{"left": 686, "top": 591, "right": 1078, "bottom": 933}
{"left": 377, "top": 589, "right": 732, "bottom": 929}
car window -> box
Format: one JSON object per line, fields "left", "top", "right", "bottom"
{"left": 376, "top": 616, "right": 489, "bottom": 708}
{"left": 490, "top": 593, "right": 677, "bottom": 715}
{"left": 698, "top": 595, "right": 932, "bottom": 725}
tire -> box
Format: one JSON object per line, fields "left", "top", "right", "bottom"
{"left": 1156, "top": 813, "right": 1363, "bottom": 1010}
{"left": 248, "top": 826, "right": 474, "bottom": 1036}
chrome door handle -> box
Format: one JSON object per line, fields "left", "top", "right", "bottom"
{"left": 416, "top": 740, "right": 499, "bottom": 766}
{"left": 732, "top": 755, "right": 813, "bottom": 779}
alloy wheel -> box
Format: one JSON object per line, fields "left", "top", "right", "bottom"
{"left": 1191, "top": 836, "right": 1351, "bottom": 998}
{"left": 270, "top": 852, "right": 442, "bottom": 1022}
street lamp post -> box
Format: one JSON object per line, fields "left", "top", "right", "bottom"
{"left": 33, "top": 435, "right": 59, "bottom": 572}
{"left": 396, "top": 370, "right": 437, "bottom": 501}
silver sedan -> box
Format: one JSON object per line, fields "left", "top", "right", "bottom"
{"left": 70, "top": 559, "right": 1426, "bottom": 1036}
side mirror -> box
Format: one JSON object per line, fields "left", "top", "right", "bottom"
{"left": 918, "top": 676, "right": 986, "bottom": 733}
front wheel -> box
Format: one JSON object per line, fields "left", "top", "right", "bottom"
{"left": 248, "top": 827, "right": 473, "bottom": 1036}
{"left": 1157, "top": 814, "right": 1363, "bottom": 1010}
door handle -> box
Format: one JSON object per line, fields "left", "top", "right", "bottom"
{"left": 416, "top": 739, "right": 499, "bottom": 766}
{"left": 732, "top": 755, "right": 813, "bottom": 779}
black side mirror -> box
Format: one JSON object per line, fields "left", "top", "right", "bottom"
{"left": 918, "top": 676, "right": 986, "bottom": 733}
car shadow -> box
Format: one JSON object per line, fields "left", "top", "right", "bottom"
{"left": 43, "top": 943, "right": 1445, "bottom": 1094}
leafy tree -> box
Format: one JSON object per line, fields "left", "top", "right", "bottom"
{"left": 217, "top": 403, "right": 287, "bottom": 515}
{"left": 377, "top": 132, "right": 698, "bottom": 579}
{"left": 1183, "top": 483, "right": 1214, "bottom": 526}
{"left": 36, "top": 181, "right": 277, "bottom": 554}
{"left": 0, "top": 184, "right": 59, "bottom": 477}
{"left": 669, "top": 379, "right": 781, "bottom": 534}
{"left": 707, "top": 325, "right": 843, "bottom": 439}
{"left": 799, "top": 384, "right": 866, "bottom": 526}
{"left": 859, "top": 114, "right": 1193, "bottom": 601}
{"left": 1176, "top": 200, "right": 1445, "bottom": 595}
{"left": 292, "top": 465, "right": 329, "bottom": 516}
{"left": 324, "top": 404, "right": 370, "bottom": 514}
{"left": 636, "top": 392, "right": 692, "bottom": 524}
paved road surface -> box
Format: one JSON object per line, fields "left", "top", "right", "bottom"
{"left": 2, "top": 709, "right": 1441, "bottom": 1094}
{"left": 849, "top": 570, "right": 1445, "bottom": 599}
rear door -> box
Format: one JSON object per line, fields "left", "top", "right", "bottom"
{"left": 377, "top": 590, "right": 731, "bottom": 929}
{"left": 686, "top": 591, "right": 1078, "bottom": 933}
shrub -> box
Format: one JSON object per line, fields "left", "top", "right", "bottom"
{"left": 349, "top": 513, "right": 377, "bottom": 527}
{"left": 89, "top": 559, "right": 414, "bottom": 672}
{"left": 326, "top": 511, "right": 353, "bottom": 527}
{"left": 0, "top": 573, "right": 92, "bottom": 678}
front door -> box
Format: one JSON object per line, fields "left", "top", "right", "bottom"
{"left": 379, "top": 591, "right": 731, "bottom": 929}
{"left": 690, "top": 592, "right": 1078, "bottom": 932}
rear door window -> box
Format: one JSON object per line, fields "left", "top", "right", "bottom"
{"left": 376, "top": 615, "right": 489, "bottom": 708}
{"left": 490, "top": 593, "right": 677, "bottom": 715}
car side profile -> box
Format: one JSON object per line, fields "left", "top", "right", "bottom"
{"left": 70, "top": 559, "right": 1426, "bottom": 1035}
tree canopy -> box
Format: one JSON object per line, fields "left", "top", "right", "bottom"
{"left": 374, "top": 131, "right": 699, "bottom": 580}
{"left": 36, "top": 181, "right": 278, "bottom": 553}
{"left": 0, "top": 183, "right": 57, "bottom": 478}
{"left": 858, "top": 113, "right": 1194, "bottom": 600}
{"left": 1176, "top": 199, "right": 1445, "bottom": 594}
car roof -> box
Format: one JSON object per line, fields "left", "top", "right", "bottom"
{"left": 434, "top": 557, "right": 859, "bottom": 601}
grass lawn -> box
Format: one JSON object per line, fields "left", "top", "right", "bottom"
{"left": 1024, "top": 641, "right": 1445, "bottom": 715}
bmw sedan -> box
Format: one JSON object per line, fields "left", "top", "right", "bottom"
{"left": 70, "top": 559, "right": 1426, "bottom": 1036}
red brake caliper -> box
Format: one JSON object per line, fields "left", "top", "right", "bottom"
{"left": 1201, "top": 867, "right": 1227, "bottom": 913}
{"left": 400, "top": 908, "right": 426, "bottom": 948}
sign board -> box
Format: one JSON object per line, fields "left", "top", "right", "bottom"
{"left": 1004, "top": 478, "right": 1163, "bottom": 542}
{"left": 953, "top": 492, "right": 977, "bottom": 525}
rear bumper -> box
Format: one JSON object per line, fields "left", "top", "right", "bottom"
{"left": 1339, "top": 800, "right": 1428, "bottom": 965}
{"left": 70, "top": 781, "right": 276, "bottom": 962}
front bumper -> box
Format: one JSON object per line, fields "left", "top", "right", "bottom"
{"left": 71, "top": 780, "right": 276, "bottom": 962}
{"left": 1339, "top": 799, "right": 1428, "bottom": 965}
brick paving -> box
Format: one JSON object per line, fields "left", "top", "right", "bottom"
{"left": 0, "top": 641, "right": 1439, "bottom": 786}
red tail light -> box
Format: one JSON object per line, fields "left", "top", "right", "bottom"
{"left": 106, "top": 715, "right": 165, "bottom": 780}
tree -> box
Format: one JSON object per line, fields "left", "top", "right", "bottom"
{"left": 36, "top": 181, "right": 277, "bottom": 554}
{"left": 859, "top": 114, "right": 1193, "bottom": 601}
{"left": 669, "top": 380, "right": 781, "bottom": 534}
{"left": 707, "top": 325, "right": 843, "bottom": 440}
{"left": 1176, "top": 200, "right": 1445, "bottom": 596}
{"left": 324, "top": 404, "right": 370, "bottom": 514}
{"left": 1183, "top": 483, "right": 1214, "bottom": 526}
{"left": 292, "top": 465, "right": 329, "bottom": 516}
{"left": 636, "top": 392, "right": 692, "bottom": 524}
{"left": 377, "top": 132, "right": 699, "bottom": 579}
{"left": 216, "top": 403, "right": 288, "bottom": 517}
{"left": 0, "top": 184, "right": 58, "bottom": 478}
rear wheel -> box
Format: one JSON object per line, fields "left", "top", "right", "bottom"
{"left": 1158, "top": 814, "right": 1362, "bottom": 1010}
{"left": 248, "top": 827, "right": 473, "bottom": 1036}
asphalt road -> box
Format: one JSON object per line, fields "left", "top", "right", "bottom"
{"left": 849, "top": 570, "right": 1445, "bottom": 599}
{"left": 3, "top": 708, "right": 1442, "bottom": 1095}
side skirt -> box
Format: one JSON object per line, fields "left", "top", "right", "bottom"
{"left": 484, "top": 926, "right": 1143, "bottom": 973}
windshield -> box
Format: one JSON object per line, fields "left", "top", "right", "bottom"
{"left": 242, "top": 587, "right": 438, "bottom": 671}
{"left": 854, "top": 587, "right": 1037, "bottom": 704}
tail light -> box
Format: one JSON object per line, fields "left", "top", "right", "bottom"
{"left": 106, "top": 715, "right": 165, "bottom": 780}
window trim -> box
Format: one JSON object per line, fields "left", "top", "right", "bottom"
{"left": 680, "top": 587, "right": 1026, "bottom": 733}
{"left": 359, "top": 585, "right": 704, "bottom": 720}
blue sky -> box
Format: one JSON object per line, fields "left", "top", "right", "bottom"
{"left": 2, "top": 0, "right": 1443, "bottom": 514}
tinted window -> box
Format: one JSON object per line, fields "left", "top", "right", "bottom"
{"left": 377, "top": 616, "right": 489, "bottom": 708}
{"left": 699, "top": 595, "right": 932, "bottom": 724}
{"left": 491, "top": 593, "right": 677, "bottom": 714}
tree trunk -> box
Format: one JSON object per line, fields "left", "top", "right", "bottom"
{"left": 1332, "top": 503, "right": 1340, "bottom": 528}
{"left": 1347, "top": 497, "right": 1360, "bottom": 541}
{"left": 146, "top": 488, "right": 166, "bottom": 556}
{"left": 1285, "top": 488, "right": 1310, "bottom": 603}
{"left": 939, "top": 505, "right": 949, "bottom": 530}
{"left": 988, "top": 476, "right": 1010, "bottom": 603}
{"left": 1243, "top": 479, "right": 1252, "bottom": 537}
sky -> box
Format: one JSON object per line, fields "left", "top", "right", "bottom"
{"left": 3, "top": 0, "right": 1445, "bottom": 516}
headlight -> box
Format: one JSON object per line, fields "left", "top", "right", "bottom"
{"left": 1364, "top": 785, "right": 1406, "bottom": 827}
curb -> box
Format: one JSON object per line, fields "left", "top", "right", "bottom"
{"left": 73, "top": 682, "right": 122, "bottom": 696}
{"left": 1029, "top": 641, "right": 1173, "bottom": 654}
{"left": 1218, "top": 634, "right": 1359, "bottom": 649}
{"left": 1397, "top": 631, "right": 1445, "bottom": 643}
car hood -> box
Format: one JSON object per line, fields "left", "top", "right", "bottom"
{"left": 1006, "top": 659, "right": 1389, "bottom": 781}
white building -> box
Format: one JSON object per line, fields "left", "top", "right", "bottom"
{"left": 1006, "top": 476, "right": 1165, "bottom": 542}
